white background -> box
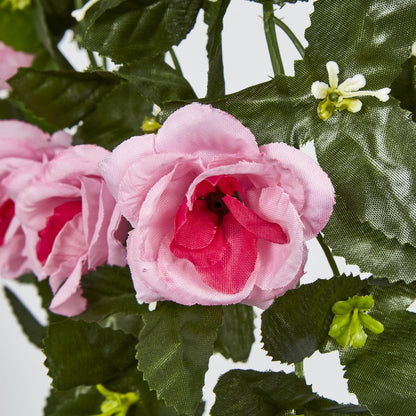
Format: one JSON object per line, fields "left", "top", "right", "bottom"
{"left": 0, "top": 1, "right": 386, "bottom": 414}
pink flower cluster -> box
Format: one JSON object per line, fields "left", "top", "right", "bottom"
{"left": 0, "top": 104, "right": 334, "bottom": 314}
{"left": 0, "top": 121, "right": 128, "bottom": 316}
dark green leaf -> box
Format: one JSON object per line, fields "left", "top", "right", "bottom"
{"left": 76, "top": 265, "right": 147, "bottom": 336}
{"left": 391, "top": 56, "right": 416, "bottom": 120}
{"left": 84, "top": 0, "right": 202, "bottom": 64}
{"left": 40, "top": 0, "right": 77, "bottom": 39}
{"left": 3, "top": 286, "right": 46, "bottom": 349}
{"left": 323, "top": 198, "right": 416, "bottom": 284}
{"left": 118, "top": 58, "right": 196, "bottom": 105}
{"left": 0, "top": 98, "right": 27, "bottom": 120}
{"left": 44, "top": 386, "right": 101, "bottom": 416}
{"left": 75, "top": 82, "right": 152, "bottom": 149}
{"left": 341, "top": 282, "right": 416, "bottom": 416}
{"left": 261, "top": 275, "right": 368, "bottom": 364}
{"left": 203, "top": 0, "right": 230, "bottom": 98}
{"left": 211, "top": 370, "right": 370, "bottom": 416}
{"left": 314, "top": 100, "right": 416, "bottom": 248}
{"left": 304, "top": 0, "right": 416, "bottom": 88}
{"left": 9, "top": 68, "right": 120, "bottom": 129}
{"left": 0, "top": 6, "right": 40, "bottom": 52}
{"left": 32, "top": 0, "right": 73, "bottom": 70}
{"left": 44, "top": 319, "right": 137, "bottom": 390}
{"left": 136, "top": 302, "right": 223, "bottom": 415}
{"left": 215, "top": 304, "right": 255, "bottom": 362}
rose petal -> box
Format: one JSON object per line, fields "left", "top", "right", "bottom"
{"left": 223, "top": 194, "right": 288, "bottom": 244}
{"left": 156, "top": 103, "right": 259, "bottom": 165}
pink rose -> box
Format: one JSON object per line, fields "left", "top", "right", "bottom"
{"left": 100, "top": 103, "right": 335, "bottom": 308}
{"left": 15, "top": 145, "right": 129, "bottom": 316}
{"left": 0, "top": 120, "right": 71, "bottom": 279}
{"left": 0, "top": 41, "right": 34, "bottom": 91}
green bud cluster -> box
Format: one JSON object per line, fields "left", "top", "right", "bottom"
{"left": 92, "top": 384, "right": 139, "bottom": 416}
{"left": 329, "top": 294, "right": 384, "bottom": 349}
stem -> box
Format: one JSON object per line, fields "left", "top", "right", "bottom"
{"left": 273, "top": 16, "right": 305, "bottom": 58}
{"left": 262, "top": 2, "right": 284, "bottom": 77}
{"left": 87, "top": 50, "right": 99, "bottom": 69}
{"left": 294, "top": 360, "right": 304, "bottom": 378}
{"left": 317, "top": 232, "right": 340, "bottom": 276}
{"left": 168, "top": 47, "right": 183, "bottom": 77}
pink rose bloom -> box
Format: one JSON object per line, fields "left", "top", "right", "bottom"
{"left": 0, "top": 41, "right": 34, "bottom": 91}
{"left": 100, "top": 103, "right": 335, "bottom": 308}
{"left": 0, "top": 120, "right": 71, "bottom": 279}
{"left": 15, "top": 145, "right": 129, "bottom": 316}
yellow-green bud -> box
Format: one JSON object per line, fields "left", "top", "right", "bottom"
{"left": 141, "top": 116, "right": 162, "bottom": 133}
{"left": 0, "top": 0, "right": 31, "bottom": 9}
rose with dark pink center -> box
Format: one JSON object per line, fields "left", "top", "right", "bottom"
{"left": 16, "top": 145, "right": 128, "bottom": 316}
{"left": 0, "top": 120, "right": 70, "bottom": 279}
{"left": 100, "top": 103, "right": 335, "bottom": 308}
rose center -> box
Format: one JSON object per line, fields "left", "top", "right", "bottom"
{"left": 36, "top": 200, "right": 82, "bottom": 265}
{"left": 200, "top": 187, "right": 230, "bottom": 225}
{"left": 0, "top": 198, "right": 15, "bottom": 246}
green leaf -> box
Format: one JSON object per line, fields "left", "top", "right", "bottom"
{"left": 76, "top": 265, "right": 147, "bottom": 336}
{"left": 211, "top": 370, "right": 370, "bottom": 416}
{"left": 83, "top": 0, "right": 202, "bottom": 64}
{"left": 341, "top": 282, "right": 416, "bottom": 416}
{"left": 136, "top": 302, "right": 223, "bottom": 415}
{"left": 391, "top": 56, "right": 416, "bottom": 120}
{"left": 323, "top": 198, "right": 416, "bottom": 284}
{"left": 261, "top": 275, "right": 368, "bottom": 364}
{"left": 304, "top": 0, "right": 416, "bottom": 88}
{"left": 3, "top": 286, "right": 46, "bottom": 349}
{"left": 44, "top": 386, "right": 101, "bottom": 416}
{"left": 203, "top": 0, "right": 230, "bottom": 98}
{"left": 118, "top": 58, "right": 196, "bottom": 105}
{"left": 44, "top": 319, "right": 137, "bottom": 390}
{"left": 0, "top": 6, "right": 41, "bottom": 52}
{"left": 74, "top": 82, "right": 152, "bottom": 149}
{"left": 32, "top": 0, "right": 73, "bottom": 70}
{"left": 0, "top": 98, "right": 27, "bottom": 120}
{"left": 314, "top": 99, "right": 416, "bottom": 247}
{"left": 215, "top": 304, "right": 255, "bottom": 362}
{"left": 9, "top": 68, "right": 120, "bottom": 129}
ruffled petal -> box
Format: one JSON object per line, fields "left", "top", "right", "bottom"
{"left": 155, "top": 103, "right": 259, "bottom": 165}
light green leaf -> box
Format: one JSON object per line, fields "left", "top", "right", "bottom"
{"left": 83, "top": 0, "right": 202, "bottom": 64}
{"left": 341, "top": 282, "right": 416, "bottom": 416}
{"left": 261, "top": 275, "right": 368, "bottom": 364}
{"left": 203, "top": 0, "right": 230, "bottom": 98}
{"left": 3, "top": 286, "right": 46, "bottom": 349}
{"left": 118, "top": 58, "right": 196, "bottom": 105}
{"left": 215, "top": 304, "right": 255, "bottom": 362}
{"left": 44, "top": 320, "right": 137, "bottom": 390}
{"left": 211, "top": 370, "right": 370, "bottom": 416}
{"left": 323, "top": 198, "right": 416, "bottom": 284}
{"left": 136, "top": 302, "right": 223, "bottom": 415}
{"left": 9, "top": 68, "right": 120, "bottom": 129}
{"left": 74, "top": 82, "right": 152, "bottom": 149}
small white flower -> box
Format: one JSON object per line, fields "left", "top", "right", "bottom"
{"left": 148, "top": 301, "right": 157, "bottom": 311}
{"left": 311, "top": 61, "right": 391, "bottom": 120}
{"left": 71, "top": 0, "right": 100, "bottom": 22}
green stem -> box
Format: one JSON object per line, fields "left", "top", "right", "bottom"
{"left": 168, "top": 47, "right": 183, "bottom": 77}
{"left": 273, "top": 16, "right": 305, "bottom": 58}
{"left": 262, "top": 2, "right": 284, "bottom": 77}
{"left": 294, "top": 360, "right": 304, "bottom": 378}
{"left": 87, "top": 50, "right": 99, "bottom": 69}
{"left": 317, "top": 232, "right": 340, "bottom": 276}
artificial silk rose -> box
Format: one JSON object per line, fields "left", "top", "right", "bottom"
{"left": 100, "top": 103, "right": 335, "bottom": 308}
{"left": 0, "top": 41, "right": 34, "bottom": 91}
{"left": 0, "top": 120, "right": 71, "bottom": 279}
{"left": 15, "top": 145, "right": 128, "bottom": 316}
